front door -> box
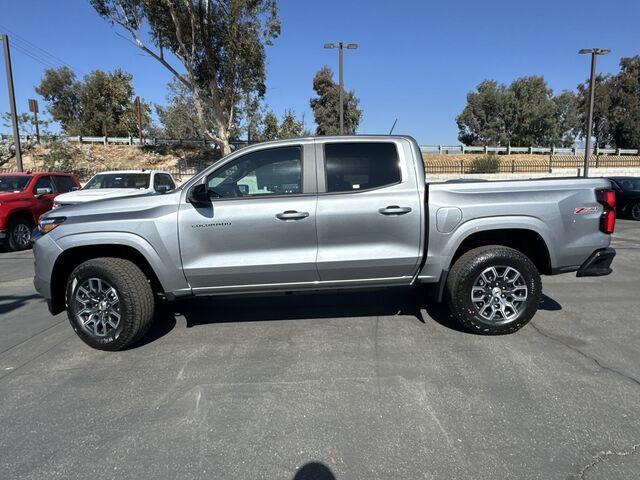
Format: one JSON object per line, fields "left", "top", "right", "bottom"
{"left": 315, "top": 140, "right": 423, "bottom": 282}
{"left": 178, "top": 144, "right": 319, "bottom": 292}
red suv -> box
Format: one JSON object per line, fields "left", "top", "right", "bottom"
{"left": 0, "top": 172, "right": 81, "bottom": 251}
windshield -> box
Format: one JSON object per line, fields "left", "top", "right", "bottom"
{"left": 84, "top": 173, "right": 150, "bottom": 190}
{"left": 612, "top": 178, "right": 640, "bottom": 191}
{"left": 0, "top": 175, "right": 31, "bottom": 192}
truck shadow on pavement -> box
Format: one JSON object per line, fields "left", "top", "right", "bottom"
{"left": 135, "top": 290, "right": 564, "bottom": 347}
{"left": 0, "top": 294, "right": 43, "bottom": 315}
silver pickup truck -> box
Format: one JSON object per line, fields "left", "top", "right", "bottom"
{"left": 32, "top": 135, "right": 617, "bottom": 350}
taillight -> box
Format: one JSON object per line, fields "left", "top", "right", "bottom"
{"left": 596, "top": 189, "right": 616, "bottom": 234}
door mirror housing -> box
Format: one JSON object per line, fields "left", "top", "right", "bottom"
{"left": 156, "top": 184, "right": 174, "bottom": 194}
{"left": 35, "top": 187, "right": 53, "bottom": 196}
{"left": 187, "top": 183, "right": 210, "bottom": 205}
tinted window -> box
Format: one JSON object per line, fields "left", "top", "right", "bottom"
{"left": 53, "top": 175, "right": 76, "bottom": 193}
{"left": 207, "top": 146, "right": 302, "bottom": 198}
{"left": 154, "top": 173, "right": 175, "bottom": 191}
{"left": 34, "top": 176, "right": 54, "bottom": 193}
{"left": 324, "top": 142, "right": 401, "bottom": 193}
{"left": 84, "top": 173, "right": 150, "bottom": 189}
{"left": 0, "top": 175, "right": 31, "bottom": 192}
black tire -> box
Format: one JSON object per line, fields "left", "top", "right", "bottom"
{"left": 446, "top": 245, "right": 542, "bottom": 334}
{"left": 630, "top": 202, "right": 640, "bottom": 221}
{"left": 7, "top": 217, "right": 33, "bottom": 251}
{"left": 66, "top": 257, "right": 155, "bottom": 351}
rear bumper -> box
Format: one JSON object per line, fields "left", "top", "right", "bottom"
{"left": 577, "top": 247, "right": 616, "bottom": 277}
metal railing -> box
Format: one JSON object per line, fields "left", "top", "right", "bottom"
{"left": 419, "top": 145, "right": 640, "bottom": 156}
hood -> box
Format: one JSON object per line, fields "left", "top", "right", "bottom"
{"left": 55, "top": 188, "right": 149, "bottom": 204}
{"left": 0, "top": 191, "right": 28, "bottom": 202}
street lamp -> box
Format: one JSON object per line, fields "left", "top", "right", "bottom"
{"left": 324, "top": 42, "right": 358, "bottom": 135}
{"left": 578, "top": 48, "right": 610, "bottom": 177}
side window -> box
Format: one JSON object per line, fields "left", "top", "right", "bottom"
{"left": 206, "top": 146, "right": 302, "bottom": 198}
{"left": 53, "top": 175, "right": 76, "bottom": 193}
{"left": 34, "top": 176, "right": 54, "bottom": 193}
{"left": 154, "top": 173, "right": 175, "bottom": 191}
{"left": 324, "top": 142, "right": 401, "bottom": 193}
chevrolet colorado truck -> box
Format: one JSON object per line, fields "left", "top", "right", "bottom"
{"left": 0, "top": 172, "right": 80, "bottom": 251}
{"left": 32, "top": 136, "right": 617, "bottom": 350}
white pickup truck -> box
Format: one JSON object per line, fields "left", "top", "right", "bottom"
{"left": 33, "top": 136, "right": 616, "bottom": 350}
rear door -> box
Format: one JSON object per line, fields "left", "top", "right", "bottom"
{"left": 315, "top": 139, "right": 422, "bottom": 282}
{"left": 178, "top": 143, "right": 319, "bottom": 292}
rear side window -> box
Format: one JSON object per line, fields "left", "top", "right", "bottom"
{"left": 324, "top": 142, "right": 401, "bottom": 193}
{"left": 53, "top": 175, "right": 76, "bottom": 193}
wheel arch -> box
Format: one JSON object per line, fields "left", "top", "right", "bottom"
{"left": 49, "top": 244, "right": 165, "bottom": 315}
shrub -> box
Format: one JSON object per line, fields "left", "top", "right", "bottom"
{"left": 469, "top": 154, "right": 501, "bottom": 173}
{"left": 42, "top": 142, "right": 76, "bottom": 172}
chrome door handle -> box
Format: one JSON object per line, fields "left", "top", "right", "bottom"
{"left": 378, "top": 205, "right": 412, "bottom": 215}
{"left": 276, "top": 210, "right": 309, "bottom": 221}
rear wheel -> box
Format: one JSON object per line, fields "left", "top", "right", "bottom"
{"left": 66, "top": 257, "right": 155, "bottom": 351}
{"left": 446, "top": 246, "right": 542, "bottom": 334}
{"left": 7, "top": 217, "right": 33, "bottom": 251}
{"left": 631, "top": 202, "right": 640, "bottom": 221}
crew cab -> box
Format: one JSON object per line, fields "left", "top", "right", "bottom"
{"left": 53, "top": 170, "right": 176, "bottom": 208}
{"left": 0, "top": 172, "right": 80, "bottom": 251}
{"left": 32, "top": 136, "right": 616, "bottom": 350}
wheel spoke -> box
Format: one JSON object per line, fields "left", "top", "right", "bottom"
{"left": 74, "top": 277, "right": 121, "bottom": 338}
{"left": 472, "top": 265, "right": 528, "bottom": 324}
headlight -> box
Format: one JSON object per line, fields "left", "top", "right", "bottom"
{"left": 39, "top": 216, "right": 66, "bottom": 234}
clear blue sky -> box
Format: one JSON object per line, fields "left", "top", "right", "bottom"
{"left": 1, "top": 0, "right": 639, "bottom": 144}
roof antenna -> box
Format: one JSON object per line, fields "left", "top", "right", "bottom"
{"left": 389, "top": 118, "right": 398, "bottom": 135}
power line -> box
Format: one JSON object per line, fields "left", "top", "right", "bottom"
{"left": 10, "top": 41, "right": 59, "bottom": 70}
{"left": 0, "top": 23, "right": 84, "bottom": 75}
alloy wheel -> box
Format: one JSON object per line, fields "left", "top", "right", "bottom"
{"left": 471, "top": 265, "right": 528, "bottom": 324}
{"left": 74, "top": 277, "right": 121, "bottom": 338}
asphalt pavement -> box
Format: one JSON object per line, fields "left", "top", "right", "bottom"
{"left": 1, "top": 221, "right": 639, "bottom": 479}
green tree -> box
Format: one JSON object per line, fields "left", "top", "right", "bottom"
{"left": 36, "top": 67, "right": 150, "bottom": 136}
{"left": 156, "top": 78, "right": 203, "bottom": 138}
{"left": 457, "top": 77, "right": 579, "bottom": 147}
{"left": 576, "top": 74, "right": 614, "bottom": 148}
{"left": 91, "top": 0, "right": 280, "bottom": 155}
{"left": 456, "top": 80, "right": 508, "bottom": 146}
{"left": 310, "top": 66, "right": 362, "bottom": 135}
{"left": 609, "top": 56, "right": 640, "bottom": 148}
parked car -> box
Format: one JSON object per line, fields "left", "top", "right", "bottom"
{"left": 607, "top": 177, "right": 640, "bottom": 220}
{"left": 53, "top": 170, "right": 176, "bottom": 208}
{"left": 0, "top": 172, "right": 80, "bottom": 251}
{"left": 33, "top": 136, "right": 616, "bottom": 350}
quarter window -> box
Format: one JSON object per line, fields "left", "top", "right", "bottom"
{"left": 324, "top": 142, "right": 401, "bottom": 193}
{"left": 206, "top": 146, "right": 302, "bottom": 198}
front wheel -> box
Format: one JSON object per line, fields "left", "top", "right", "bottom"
{"left": 66, "top": 257, "right": 155, "bottom": 350}
{"left": 631, "top": 202, "right": 640, "bottom": 221}
{"left": 446, "top": 246, "right": 542, "bottom": 334}
{"left": 7, "top": 217, "right": 33, "bottom": 251}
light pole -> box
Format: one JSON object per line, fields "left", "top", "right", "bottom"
{"left": 324, "top": 42, "right": 358, "bottom": 135}
{"left": 1, "top": 34, "right": 23, "bottom": 172}
{"left": 578, "top": 48, "right": 610, "bottom": 177}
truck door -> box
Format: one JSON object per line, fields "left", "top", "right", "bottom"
{"left": 32, "top": 175, "right": 57, "bottom": 219}
{"left": 178, "top": 144, "right": 319, "bottom": 292}
{"left": 315, "top": 140, "right": 422, "bottom": 282}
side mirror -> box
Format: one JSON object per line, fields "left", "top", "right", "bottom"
{"left": 36, "top": 187, "right": 53, "bottom": 196}
{"left": 156, "top": 184, "right": 174, "bottom": 194}
{"left": 238, "top": 184, "right": 250, "bottom": 196}
{"left": 72, "top": 186, "right": 80, "bottom": 191}
{"left": 187, "top": 183, "right": 210, "bottom": 205}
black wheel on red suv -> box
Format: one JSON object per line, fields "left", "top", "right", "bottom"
{"left": 7, "top": 217, "right": 33, "bottom": 251}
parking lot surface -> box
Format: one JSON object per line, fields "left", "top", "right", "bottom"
{"left": 1, "top": 221, "right": 639, "bottom": 479}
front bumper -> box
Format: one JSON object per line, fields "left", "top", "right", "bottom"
{"left": 577, "top": 247, "right": 616, "bottom": 277}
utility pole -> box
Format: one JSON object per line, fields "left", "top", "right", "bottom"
{"left": 1, "top": 34, "right": 23, "bottom": 171}
{"left": 134, "top": 96, "right": 143, "bottom": 145}
{"left": 28, "top": 99, "right": 40, "bottom": 144}
{"left": 578, "top": 48, "right": 610, "bottom": 177}
{"left": 324, "top": 42, "right": 358, "bottom": 135}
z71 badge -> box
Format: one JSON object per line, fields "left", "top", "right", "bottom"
{"left": 574, "top": 206, "right": 599, "bottom": 215}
